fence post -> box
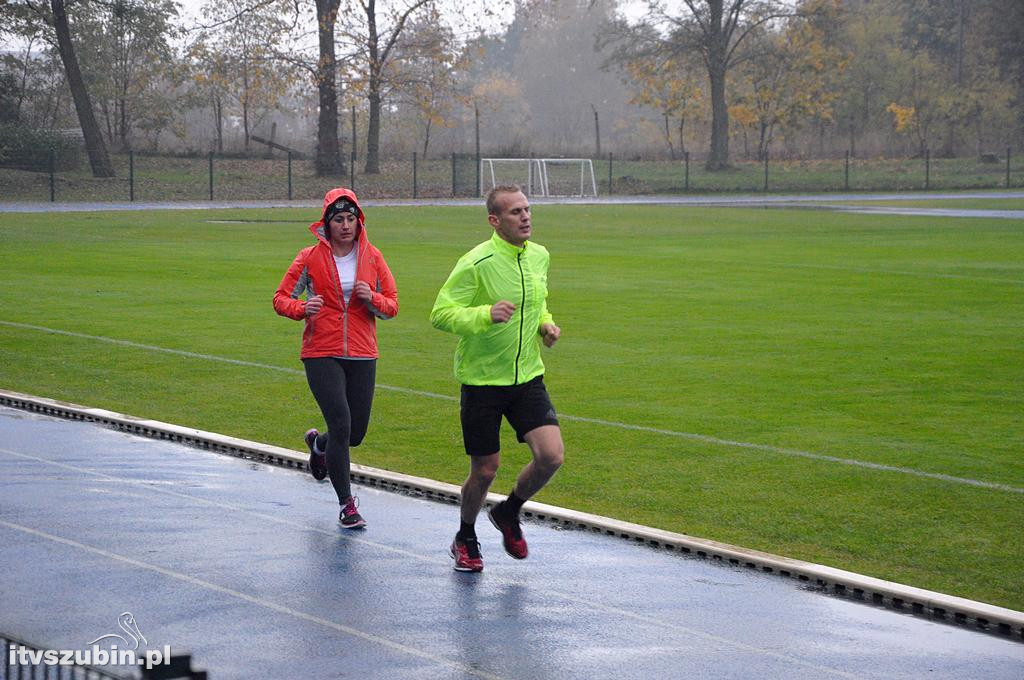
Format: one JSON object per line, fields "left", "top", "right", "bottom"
{"left": 287, "top": 151, "right": 293, "bottom": 200}
{"left": 684, "top": 151, "right": 690, "bottom": 192}
{"left": 351, "top": 106, "right": 357, "bottom": 164}
{"left": 844, "top": 150, "right": 850, "bottom": 191}
{"left": 129, "top": 150, "right": 135, "bottom": 202}
{"left": 350, "top": 152, "right": 355, "bottom": 191}
{"left": 608, "top": 152, "right": 613, "bottom": 195}
{"left": 924, "top": 148, "right": 930, "bottom": 190}
{"left": 46, "top": 148, "right": 55, "bottom": 201}
{"left": 208, "top": 151, "right": 214, "bottom": 200}
{"left": 475, "top": 106, "right": 481, "bottom": 197}
{"left": 451, "top": 152, "right": 457, "bottom": 197}
{"left": 413, "top": 152, "right": 418, "bottom": 199}
{"left": 763, "top": 151, "right": 769, "bottom": 192}
{"left": 1007, "top": 147, "right": 1012, "bottom": 189}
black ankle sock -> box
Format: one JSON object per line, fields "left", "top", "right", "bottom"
{"left": 504, "top": 491, "right": 526, "bottom": 516}
{"left": 457, "top": 521, "right": 476, "bottom": 540}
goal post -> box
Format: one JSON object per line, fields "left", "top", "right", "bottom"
{"left": 479, "top": 158, "right": 545, "bottom": 197}
{"left": 479, "top": 158, "right": 598, "bottom": 198}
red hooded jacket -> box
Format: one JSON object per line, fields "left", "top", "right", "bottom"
{"left": 273, "top": 188, "right": 398, "bottom": 359}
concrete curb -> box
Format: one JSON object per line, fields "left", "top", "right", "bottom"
{"left": 2, "top": 388, "right": 1021, "bottom": 641}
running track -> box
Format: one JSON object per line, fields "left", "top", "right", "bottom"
{"left": 1, "top": 406, "right": 1022, "bottom": 679}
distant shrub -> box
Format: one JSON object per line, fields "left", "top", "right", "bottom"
{"left": 0, "top": 123, "right": 82, "bottom": 171}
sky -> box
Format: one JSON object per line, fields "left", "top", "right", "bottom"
{"left": 173, "top": 0, "right": 649, "bottom": 38}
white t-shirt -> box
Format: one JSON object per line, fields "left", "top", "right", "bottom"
{"left": 333, "top": 247, "right": 358, "bottom": 304}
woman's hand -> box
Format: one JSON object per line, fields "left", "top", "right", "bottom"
{"left": 353, "top": 281, "right": 373, "bottom": 302}
{"left": 304, "top": 295, "right": 324, "bottom": 316}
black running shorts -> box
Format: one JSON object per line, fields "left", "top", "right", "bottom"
{"left": 459, "top": 376, "right": 559, "bottom": 456}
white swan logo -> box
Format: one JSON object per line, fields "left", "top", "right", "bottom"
{"left": 88, "top": 612, "right": 148, "bottom": 650}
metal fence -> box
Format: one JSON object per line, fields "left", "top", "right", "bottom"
{"left": 1, "top": 147, "right": 1022, "bottom": 203}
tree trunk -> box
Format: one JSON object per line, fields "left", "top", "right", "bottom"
{"left": 242, "top": 61, "right": 250, "bottom": 153}
{"left": 704, "top": 0, "right": 730, "bottom": 171}
{"left": 51, "top": 0, "right": 114, "bottom": 177}
{"left": 422, "top": 117, "right": 432, "bottom": 158}
{"left": 119, "top": 94, "right": 128, "bottom": 151}
{"left": 315, "top": 0, "right": 344, "bottom": 177}
{"left": 100, "top": 100, "right": 113, "bottom": 145}
{"left": 663, "top": 113, "right": 676, "bottom": 160}
{"left": 15, "top": 38, "right": 35, "bottom": 120}
{"left": 363, "top": 2, "right": 381, "bottom": 175}
{"left": 364, "top": 88, "right": 381, "bottom": 174}
{"left": 707, "top": 60, "right": 730, "bottom": 170}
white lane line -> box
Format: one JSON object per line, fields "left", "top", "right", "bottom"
{"left": 0, "top": 518, "right": 506, "bottom": 680}
{"left": 564, "top": 415, "right": 1024, "bottom": 495}
{"left": 730, "top": 259, "right": 1024, "bottom": 286}
{"left": 3, "top": 320, "right": 1020, "bottom": 495}
{"left": 543, "top": 588, "right": 861, "bottom": 679}
{"left": 0, "top": 446, "right": 860, "bottom": 677}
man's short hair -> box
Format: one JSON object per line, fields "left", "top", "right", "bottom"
{"left": 486, "top": 184, "right": 523, "bottom": 216}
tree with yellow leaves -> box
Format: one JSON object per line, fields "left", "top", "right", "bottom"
{"left": 731, "top": 0, "right": 843, "bottom": 161}
{"left": 623, "top": 55, "right": 704, "bottom": 160}
{"left": 192, "top": 0, "right": 296, "bottom": 154}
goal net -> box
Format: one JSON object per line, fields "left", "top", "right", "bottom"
{"left": 480, "top": 158, "right": 598, "bottom": 198}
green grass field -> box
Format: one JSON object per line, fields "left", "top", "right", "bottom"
{"left": 1, "top": 203, "right": 1022, "bottom": 610}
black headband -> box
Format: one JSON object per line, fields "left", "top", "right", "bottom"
{"left": 325, "top": 199, "right": 359, "bottom": 223}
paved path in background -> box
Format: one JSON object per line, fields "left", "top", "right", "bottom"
{"left": 2, "top": 406, "right": 1022, "bottom": 679}
{"left": 2, "top": 190, "right": 1023, "bottom": 219}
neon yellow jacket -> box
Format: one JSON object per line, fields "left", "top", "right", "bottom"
{"left": 430, "top": 231, "right": 555, "bottom": 386}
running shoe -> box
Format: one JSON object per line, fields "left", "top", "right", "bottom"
{"left": 305, "top": 428, "right": 328, "bottom": 481}
{"left": 488, "top": 501, "right": 528, "bottom": 559}
{"left": 339, "top": 496, "right": 366, "bottom": 529}
{"left": 449, "top": 536, "right": 484, "bottom": 572}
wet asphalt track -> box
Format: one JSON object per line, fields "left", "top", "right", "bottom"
{"left": 1, "top": 406, "right": 1023, "bottom": 679}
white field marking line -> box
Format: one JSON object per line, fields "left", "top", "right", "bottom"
{"left": 3, "top": 319, "right": 1021, "bottom": 496}
{"left": 0, "top": 447, "right": 860, "bottom": 677}
{"left": 0, "top": 446, "right": 430, "bottom": 562}
{"left": 564, "top": 415, "right": 1024, "bottom": 495}
{"left": 739, "top": 260, "right": 1024, "bottom": 286}
{"left": 0, "top": 517, "right": 505, "bottom": 680}
{"left": 542, "top": 587, "right": 862, "bottom": 680}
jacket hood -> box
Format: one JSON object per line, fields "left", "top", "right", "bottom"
{"left": 310, "top": 187, "right": 367, "bottom": 246}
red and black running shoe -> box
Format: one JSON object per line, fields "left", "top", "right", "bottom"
{"left": 339, "top": 496, "right": 366, "bottom": 529}
{"left": 488, "top": 502, "right": 528, "bottom": 559}
{"left": 449, "top": 536, "right": 484, "bottom": 572}
{"left": 305, "top": 428, "right": 328, "bottom": 481}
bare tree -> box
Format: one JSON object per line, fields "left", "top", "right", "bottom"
{"left": 9, "top": 0, "right": 115, "bottom": 176}
{"left": 337, "top": 0, "right": 432, "bottom": 174}
{"left": 314, "top": 0, "right": 345, "bottom": 175}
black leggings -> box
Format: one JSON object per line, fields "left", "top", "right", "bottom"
{"left": 303, "top": 357, "right": 376, "bottom": 503}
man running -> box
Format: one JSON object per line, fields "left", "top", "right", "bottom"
{"left": 430, "top": 184, "right": 564, "bottom": 572}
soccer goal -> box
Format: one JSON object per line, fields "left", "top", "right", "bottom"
{"left": 480, "top": 158, "right": 598, "bottom": 198}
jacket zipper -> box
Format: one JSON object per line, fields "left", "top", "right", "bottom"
{"left": 328, "top": 243, "right": 349, "bottom": 356}
{"left": 513, "top": 251, "right": 525, "bottom": 384}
